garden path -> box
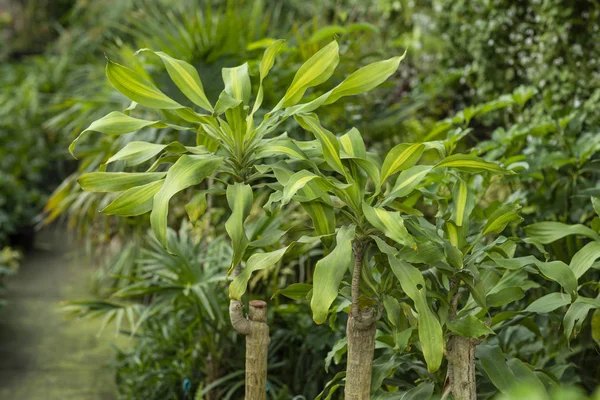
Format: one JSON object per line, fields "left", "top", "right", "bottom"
{"left": 0, "top": 229, "right": 126, "bottom": 399}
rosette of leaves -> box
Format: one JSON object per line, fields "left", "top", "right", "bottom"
{"left": 69, "top": 39, "right": 405, "bottom": 398}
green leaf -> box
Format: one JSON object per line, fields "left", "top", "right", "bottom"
{"left": 447, "top": 315, "right": 494, "bottom": 338}
{"left": 339, "top": 127, "right": 366, "bottom": 159}
{"left": 150, "top": 155, "right": 222, "bottom": 247}
{"left": 225, "top": 183, "right": 254, "bottom": 268}
{"left": 563, "top": 298, "right": 599, "bottom": 338}
{"left": 380, "top": 143, "right": 425, "bottom": 185}
{"left": 323, "top": 54, "right": 405, "bottom": 105}
{"left": 69, "top": 111, "right": 187, "bottom": 157}
{"left": 185, "top": 190, "right": 209, "bottom": 222}
{"left": 251, "top": 39, "right": 285, "bottom": 115}
{"left": 506, "top": 358, "right": 546, "bottom": 393}
{"left": 375, "top": 238, "right": 443, "bottom": 373}
{"left": 452, "top": 179, "right": 475, "bottom": 227}
{"left": 106, "top": 59, "right": 181, "bottom": 109}
{"left": 487, "top": 287, "right": 525, "bottom": 307}
{"left": 387, "top": 165, "right": 432, "bottom": 200}
{"left": 363, "top": 202, "right": 416, "bottom": 249}
{"left": 592, "top": 196, "right": 600, "bottom": 217}
{"left": 222, "top": 63, "right": 252, "bottom": 105}
{"left": 311, "top": 225, "right": 355, "bottom": 324}
{"left": 274, "top": 283, "right": 313, "bottom": 301}
{"left": 78, "top": 172, "right": 166, "bottom": 192}
{"left": 483, "top": 204, "right": 523, "bottom": 235}
{"left": 302, "top": 201, "right": 337, "bottom": 238}
{"left": 477, "top": 345, "right": 517, "bottom": 393}
{"left": 569, "top": 241, "right": 600, "bottom": 279}
{"left": 295, "top": 114, "right": 346, "bottom": 176}
{"left": 383, "top": 295, "right": 403, "bottom": 329}
{"left": 525, "top": 293, "right": 571, "bottom": 313}
{"left": 230, "top": 246, "right": 290, "bottom": 299}
{"left": 101, "top": 180, "right": 164, "bottom": 216}
{"left": 107, "top": 141, "right": 187, "bottom": 166}
{"left": 280, "top": 170, "right": 324, "bottom": 206}
{"left": 279, "top": 41, "right": 339, "bottom": 108}
{"left": 524, "top": 222, "right": 599, "bottom": 244}
{"left": 434, "top": 154, "right": 512, "bottom": 174}
{"left": 214, "top": 91, "right": 243, "bottom": 116}
{"left": 138, "top": 49, "right": 213, "bottom": 112}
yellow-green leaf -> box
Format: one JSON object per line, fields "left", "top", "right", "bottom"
{"left": 101, "top": 180, "right": 164, "bottom": 216}
{"left": 524, "top": 222, "right": 600, "bottom": 244}
{"left": 483, "top": 204, "right": 523, "bottom": 235}
{"left": 569, "top": 241, "right": 600, "bottom": 279}
{"left": 452, "top": 179, "right": 475, "bottom": 227}
{"left": 150, "top": 155, "right": 222, "bottom": 248}
{"left": 295, "top": 113, "right": 346, "bottom": 177}
{"left": 78, "top": 172, "right": 166, "bottom": 192}
{"left": 363, "top": 202, "right": 416, "bottom": 249}
{"left": 380, "top": 143, "right": 425, "bottom": 185}
{"left": 222, "top": 63, "right": 252, "bottom": 105}
{"left": 225, "top": 183, "right": 254, "bottom": 268}
{"left": 107, "top": 141, "right": 186, "bottom": 166}
{"left": 251, "top": 39, "right": 285, "bottom": 115}
{"left": 434, "top": 154, "right": 512, "bottom": 174}
{"left": 279, "top": 41, "right": 340, "bottom": 108}
{"left": 106, "top": 60, "right": 181, "bottom": 109}
{"left": 311, "top": 225, "right": 355, "bottom": 324}
{"left": 138, "top": 49, "right": 213, "bottom": 112}
{"left": 387, "top": 165, "right": 432, "bottom": 199}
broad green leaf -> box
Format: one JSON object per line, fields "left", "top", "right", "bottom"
{"left": 230, "top": 246, "right": 290, "bottom": 299}
{"left": 387, "top": 165, "right": 432, "bottom": 199}
{"left": 452, "top": 179, "right": 475, "bottom": 227}
{"left": 279, "top": 41, "right": 339, "bottom": 108}
{"left": 524, "top": 222, "right": 599, "bottom": 244}
{"left": 295, "top": 114, "right": 346, "bottom": 176}
{"left": 477, "top": 345, "right": 517, "bottom": 393}
{"left": 339, "top": 128, "right": 366, "bottom": 159}
{"left": 302, "top": 201, "right": 336, "bottom": 238}
{"left": 69, "top": 112, "right": 187, "bottom": 157}
{"left": 375, "top": 238, "right": 443, "bottom": 372}
{"left": 150, "top": 154, "right": 222, "bottom": 247}
{"left": 525, "top": 293, "right": 571, "bottom": 313}
{"left": 185, "top": 190, "right": 210, "bottom": 222}
{"left": 311, "top": 225, "right": 355, "bottom": 324}
{"left": 434, "top": 154, "right": 512, "bottom": 174}
{"left": 280, "top": 170, "right": 321, "bottom": 205}
{"left": 222, "top": 63, "right": 252, "bottom": 105}
{"left": 487, "top": 287, "right": 525, "bottom": 307}
{"left": 106, "top": 60, "right": 181, "bottom": 109}
{"left": 214, "top": 91, "right": 243, "bottom": 116}
{"left": 363, "top": 202, "right": 416, "bottom": 249}
{"left": 447, "top": 315, "right": 494, "bottom": 338}
{"left": 274, "top": 283, "right": 313, "bottom": 301}
{"left": 564, "top": 299, "right": 598, "bottom": 338}
{"left": 255, "top": 139, "right": 318, "bottom": 169}
{"left": 506, "top": 359, "right": 546, "bottom": 393}
{"left": 483, "top": 204, "right": 523, "bottom": 235}
{"left": 370, "top": 355, "right": 399, "bottom": 394}
{"left": 592, "top": 196, "right": 600, "bottom": 217}
{"left": 251, "top": 39, "right": 285, "bottom": 115}
{"left": 138, "top": 49, "right": 213, "bottom": 112}
{"left": 107, "top": 141, "right": 186, "bottom": 166}
{"left": 380, "top": 143, "right": 425, "bottom": 185}
{"left": 592, "top": 309, "right": 600, "bottom": 344}
{"left": 225, "top": 183, "right": 254, "bottom": 268}
{"left": 78, "top": 172, "right": 166, "bottom": 192}
{"left": 323, "top": 54, "right": 405, "bottom": 105}
{"left": 383, "top": 295, "right": 403, "bottom": 329}
{"left": 101, "top": 180, "right": 164, "bottom": 216}
{"left": 569, "top": 241, "right": 600, "bottom": 279}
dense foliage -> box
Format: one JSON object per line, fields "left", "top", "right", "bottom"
{"left": 2, "top": 0, "right": 600, "bottom": 399}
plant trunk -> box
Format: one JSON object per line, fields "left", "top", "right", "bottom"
{"left": 345, "top": 309, "right": 376, "bottom": 400}
{"left": 230, "top": 299, "right": 270, "bottom": 400}
{"left": 447, "top": 335, "right": 477, "bottom": 400}
{"left": 345, "top": 240, "right": 377, "bottom": 400}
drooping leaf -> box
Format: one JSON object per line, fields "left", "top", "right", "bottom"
{"left": 363, "top": 202, "right": 416, "bottom": 249}
{"left": 311, "top": 225, "right": 355, "bottom": 324}
{"left": 477, "top": 345, "right": 517, "bottom": 393}
{"left": 225, "top": 183, "right": 254, "bottom": 268}
{"left": 107, "top": 141, "right": 187, "bottom": 166}
{"left": 138, "top": 49, "right": 213, "bottom": 112}
{"left": 78, "top": 172, "right": 166, "bottom": 192}
{"left": 380, "top": 143, "right": 425, "bottom": 185}
{"left": 251, "top": 39, "right": 285, "bottom": 115}
{"left": 101, "top": 180, "right": 164, "bottom": 216}
{"left": 295, "top": 114, "right": 346, "bottom": 176}
{"left": 525, "top": 293, "right": 571, "bottom": 313}
{"left": 434, "top": 154, "right": 512, "bottom": 174}
{"left": 279, "top": 41, "right": 339, "bottom": 108}
{"left": 375, "top": 238, "right": 443, "bottom": 373}
{"left": 447, "top": 315, "right": 494, "bottom": 338}
{"left": 524, "top": 222, "right": 599, "bottom": 244}
{"left": 229, "top": 246, "right": 291, "bottom": 299}
{"left": 106, "top": 60, "right": 181, "bottom": 109}
{"left": 387, "top": 165, "right": 432, "bottom": 200}
{"left": 150, "top": 154, "right": 222, "bottom": 247}
{"left": 274, "top": 283, "right": 313, "bottom": 301}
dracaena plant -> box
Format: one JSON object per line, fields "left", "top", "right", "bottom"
{"left": 264, "top": 112, "right": 524, "bottom": 398}
{"left": 69, "top": 39, "right": 404, "bottom": 399}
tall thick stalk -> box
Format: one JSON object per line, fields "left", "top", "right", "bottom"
{"left": 446, "top": 289, "right": 477, "bottom": 400}
{"left": 345, "top": 240, "right": 377, "bottom": 400}
{"left": 230, "top": 299, "right": 270, "bottom": 400}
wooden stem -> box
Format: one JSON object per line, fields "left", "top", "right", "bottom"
{"left": 447, "top": 335, "right": 477, "bottom": 400}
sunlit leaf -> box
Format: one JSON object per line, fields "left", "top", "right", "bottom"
{"left": 101, "top": 180, "right": 164, "bottom": 216}
{"left": 78, "top": 172, "right": 166, "bottom": 192}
